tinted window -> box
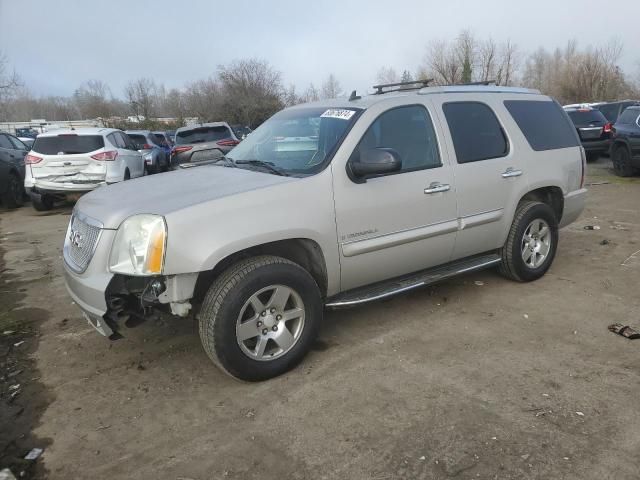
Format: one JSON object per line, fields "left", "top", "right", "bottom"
{"left": 504, "top": 100, "right": 580, "bottom": 151}
{"left": 351, "top": 105, "right": 441, "bottom": 172}
{"left": 153, "top": 133, "right": 166, "bottom": 144}
{"left": 443, "top": 102, "right": 507, "bottom": 163}
{"left": 32, "top": 134, "right": 105, "bottom": 155}
{"left": 8, "top": 135, "right": 27, "bottom": 150}
{"left": 0, "top": 134, "right": 13, "bottom": 149}
{"left": 617, "top": 108, "right": 640, "bottom": 125}
{"left": 127, "top": 134, "right": 148, "bottom": 148}
{"left": 566, "top": 109, "right": 607, "bottom": 125}
{"left": 176, "top": 126, "right": 232, "bottom": 145}
{"left": 596, "top": 103, "right": 619, "bottom": 122}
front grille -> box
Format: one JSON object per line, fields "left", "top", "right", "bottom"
{"left": 64, "top": 213, "right": 102, "bottom": 273}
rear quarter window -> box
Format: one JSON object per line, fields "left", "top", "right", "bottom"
{"left": 32, "top": 135, "right": 105, "bottom": 155}
{"left": 504, "top": 100, "right": 579, "bottom": 151}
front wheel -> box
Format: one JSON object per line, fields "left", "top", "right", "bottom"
{"left": 199, "top": 255, "right": 322, "bottom": 381}
{"left": 498, "top": 201, "right": 559, "bottom": 282}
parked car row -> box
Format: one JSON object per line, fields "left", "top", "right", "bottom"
{"left": 563, "top": 99, "right": 640, "bottom": 176}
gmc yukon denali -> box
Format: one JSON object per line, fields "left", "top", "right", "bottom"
{"left": 62, "top": 84, "right": 587, "bottom": 380}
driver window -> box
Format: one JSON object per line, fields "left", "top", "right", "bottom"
{"left": 351, "top": 105, "right": 441, "bottom": 172}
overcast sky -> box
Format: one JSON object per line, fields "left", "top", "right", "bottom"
{"left": 1, "top": 0, "right": 639, "bottom": 98}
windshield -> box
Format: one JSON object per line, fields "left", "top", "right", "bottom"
{"left": 227, "top": 107, "right": 361, "bottom": 175}
{"left": 176, "top": 126, "right": 232, "bottom": 145}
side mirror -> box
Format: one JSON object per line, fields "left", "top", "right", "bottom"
{"left": 350, "top": 148, "right": 402, "bottom": 179}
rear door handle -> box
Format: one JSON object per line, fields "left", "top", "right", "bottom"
{"left": 424, "top": 182, "right": 451, "bottom": 194}
{"left": 502, "top": 168, "right": 523, "bottom": 178}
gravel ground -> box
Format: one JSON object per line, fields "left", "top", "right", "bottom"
{"left": 1, "top": 157, "right": 639, "bottom": 480}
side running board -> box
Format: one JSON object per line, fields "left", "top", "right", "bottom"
{"left": 325, "top": 253, "right": 501, "bottom": 308}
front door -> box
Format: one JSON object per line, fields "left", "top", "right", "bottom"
{"left": 332, "top": 102, "right": 458, "bottom": 291}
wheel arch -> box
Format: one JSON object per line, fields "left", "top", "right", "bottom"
{"left": 612, "top": 139, "right": 632, "bottom": 154}
{"left": 193, "top": 238, "right": 329, "bottom": 303}
{"left": 519, "top": 186, "right": 564, "bottom": 223}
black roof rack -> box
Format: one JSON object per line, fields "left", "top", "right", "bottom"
{"left": 372, "top": 79, "right": 433, "bottom": 95}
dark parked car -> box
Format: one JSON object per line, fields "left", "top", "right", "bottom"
{"left": 564, "top": 106, "right": 612, "bottom": 161}
{"left": 124, "top": 130, "right": 169, "bottom": 174}
{"left": 170, "top": 122, "right": 240, "bottom": 169}
{"left": 14, "top": 127, "right": 39, "bottom": 139}
{"left": 610, "top": 105, "right": 640, "bottom": 177}
{"left": 593, "top": 100, "right": 640, "bottom": 124}
{"left": 0, "top": 132, "right": 28, "bottom": 208}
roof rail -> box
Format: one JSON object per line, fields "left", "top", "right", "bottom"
{"left": 372, "top": 79, "right": 433, "bottom": 95}
{"left": 455, "top": 80, "right": 496, "bottom": 86}
{"left": 418, "top": 85, "right": 540, "bottom": 95}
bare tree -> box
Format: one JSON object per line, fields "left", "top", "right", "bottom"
{"left": 320, "top": 74, "right": 342, "bottom": 99}
{"left": 124, "top": 78, "right": 157, "bottom": 119}
{"left": 183, "top": 77, "right": 221, "bottom": 122}
{"left": 376, "top": 66, "right": 399, "bottom": 85}
{"left": 284, "top": 84, "right": 300, "bottom": 106}
{"left": 74, "top": 79, "right": 112, "bottom": 119}
{"left": 217, "top": 59, "right": 284, "bottom": 127}
{"left": 420, "top": 39, "right": 463, "bottom": 85}
{"left": 301, "top": 83, "right": 319, "bottom": 103}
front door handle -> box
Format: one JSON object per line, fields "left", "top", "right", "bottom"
{"left": 424, "top": 182, "right": 451, "bottom": 194}
{"left": 502, "top": 167, "right": 523, "bottom": 178}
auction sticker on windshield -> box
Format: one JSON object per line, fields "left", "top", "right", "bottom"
{"left": 320, "top": 109, "right": 356, "bottom": 120}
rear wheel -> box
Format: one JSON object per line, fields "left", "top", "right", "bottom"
{"left": 1, "top": 172, "right": 24, "bottom": 209}
{"left": 612, "top": 146, "right": 635, "bottom": 177}
{"left": 199, "top": 255, "right": 322, "bottom": 381}
{"left": 123, "top": 168, "right": 131, "bottom": 181}
{"left": 31, "top": 193, "right": 54, "bottom": 211}
{"left": 498, "top": 201, "right": 558, "bottom": 282}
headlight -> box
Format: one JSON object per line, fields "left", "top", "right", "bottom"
{"left": 109, "top": 214, "right": 166, "bottom": 276}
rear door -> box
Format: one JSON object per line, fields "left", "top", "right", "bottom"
{"left": 333, "top": 102, "right": 458, "bottom": 290}
{"left": 432, "top": 97, "right": 527, "bottom": 259}
{"left": 29, "top": 133, "right": 107, "bottom": 182}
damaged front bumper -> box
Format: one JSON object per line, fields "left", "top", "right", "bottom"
{"left": 63, "top": 239, "right": 199, "bottom": 339}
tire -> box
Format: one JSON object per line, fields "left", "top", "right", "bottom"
{"left": 498, "top": 201, "right": 559, "bottom": 282}
{"left": 1, "top": 172, "right": 24, "bottom": 209}
{"left": 612, "top": 146, "right": 635, "bottom": 177}
{"left": 31, "top": 193, "right": 54, "bottom": 211}
{"left": 199, "top": 255, "right": 322, "bottom": 381}
{"left": 123, "top": 169, "right": 131, "bottom": 181}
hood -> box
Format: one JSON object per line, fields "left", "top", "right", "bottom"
{"left": 75, "top": 166, "right": 294, "bottom": 229}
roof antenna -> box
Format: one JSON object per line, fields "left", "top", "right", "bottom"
{"left": 349, "top": 90, "right": 361, "bottom": 101}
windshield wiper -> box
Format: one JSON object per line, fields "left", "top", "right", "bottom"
{"left": 235, "top": 159, "right": 287, "bottom": 176}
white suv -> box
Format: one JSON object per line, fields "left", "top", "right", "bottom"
{"left": 25, "top": 128, "right": 145, "bottom": 211}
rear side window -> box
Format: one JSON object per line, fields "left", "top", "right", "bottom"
{"left": 443, "top": 102, "right": 508, "bottom": 163}
{"left": 0, "top": 134, "right": 13, "bottom": 149}
{"left": 504, "top": 100, "right": 579, "bottom": 151}
{"left": 176, "top": 126, "right": 232, "bottom": 145}
{"left": 596, "top": 103, "right": 619, "bottom": 122}
{"left": 566, "top": 109, "right": 607, "bottom": 125}
{"left": 127, "top": 134, "right": 148, "bottom": 147}
{"left": 351, "top": 104, "right": 441, "bottom": 172}
{"left": 617, "top": 108, "right": 640, "bottom": 125}
{"left": 32, "top": 135, "right": 105, "bottom": 155}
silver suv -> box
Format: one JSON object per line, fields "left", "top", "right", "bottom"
{"left": 63, "top": 85, "right": 587, "bottom": 381}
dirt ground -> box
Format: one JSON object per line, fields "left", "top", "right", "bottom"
{"left": 1, "top": 157, "right": 640, "bottom": 480}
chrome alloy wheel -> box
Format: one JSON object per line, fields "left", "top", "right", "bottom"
{"left": 236, "top": 285, "right": 306, "bottom": 361}
{"left": 521, "top": 219, "right": 551, "bottom": 269}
